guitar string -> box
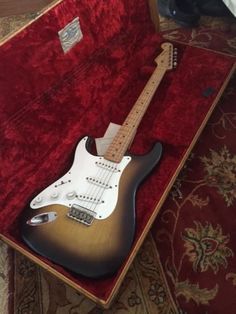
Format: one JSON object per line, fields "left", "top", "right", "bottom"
{"left": 89, "top": 160, "right": 119, "bottom": 214}
{"left": 75, "top": 68, "right": 166, "bottom": 215}
{"left": 104, "top": 68, "right": 165, "bottom": 160}
{"left": 83, "top": 159, "right": 114, "bottom": 212}
{"left": 89, "top": 159, "right": 117, "bottom": 213}
{"left": 108, "top": 85, "right": 155, "bottom": 156}
{"left": 86, "top": 88, "right": 153, "bottom": 214}
{"left": 83, "top": 85, "right": 156, "bottom": 214}
{"left": 75, "top": 154, "right": 117, "bottom": 213}
{"left": 77, "top": 161, "right": 105, "bottom": 210}
{"left": 77, "top": 85, "right": 155, "bottom": 213}
{"left": 79, "top": 150, "right": 118, "bottom": 211}
{"left": 84, "top": 84, "right": 152, "bottom": 211}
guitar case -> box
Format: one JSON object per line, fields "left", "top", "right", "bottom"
{"left": 0, "top": 0, "right": 235, "bottom": 308}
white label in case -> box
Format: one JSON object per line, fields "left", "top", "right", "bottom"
{"left": 95, "top": 123, "right": 121, "bottom": 156}
{"left": 58, "top": 17, "right": 83, "bottom": 53}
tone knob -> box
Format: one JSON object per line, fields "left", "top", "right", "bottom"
{"left": 51, "top": 191, "right": 59, "bottom": 199}
{"left": 66, "top": 191, "right": 76, "bottom": 200}
{"left": 35, "top": 196, "right": 43, "bottom": 203}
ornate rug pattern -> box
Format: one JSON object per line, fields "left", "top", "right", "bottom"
{"left": 0, "top": 11, "right": 235, "bottom": 314}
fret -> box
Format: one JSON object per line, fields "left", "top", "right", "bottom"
{"left": 104, "top": 68, "right": 166, "bottom": 163}
{"left": 104, "top": 43, "right": 174, "bottom": 163}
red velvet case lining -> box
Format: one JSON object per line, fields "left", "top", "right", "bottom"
{"left": 0, "top": 0, "right": 235, "bottom": 303}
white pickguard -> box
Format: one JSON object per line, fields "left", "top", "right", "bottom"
{"left": 30, "top": 137, "right": 131, "bottom": 220}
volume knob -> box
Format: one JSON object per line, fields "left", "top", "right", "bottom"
{"left": 66, "top": 191, "right": 76, "bottom": 200}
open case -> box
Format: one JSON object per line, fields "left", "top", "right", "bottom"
{"left": 0, "top": 0, "right": 235, "bottom": 308}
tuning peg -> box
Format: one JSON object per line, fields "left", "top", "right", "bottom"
{"left": 173, "top": 61, "right": 177, "bottom": 68}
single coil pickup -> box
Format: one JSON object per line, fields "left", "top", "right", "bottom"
{"left": 67, "top": 204, "right": 96, "bottom": 226}
{"left": 86, "top": 177, "right": 112, "bottom": 189}
{"left": 76, "top": 194, "right": 104, "bottom": 204}
{"left": 95, "top": 161, "right": 120, "bottom": 172}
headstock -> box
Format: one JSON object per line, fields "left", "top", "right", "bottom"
{"left": 155, "top": 42, "right": 177, "bottom": 70}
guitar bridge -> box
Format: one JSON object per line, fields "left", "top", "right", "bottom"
{"left": 67, "top": 204, "right": 96, "bottom": 226}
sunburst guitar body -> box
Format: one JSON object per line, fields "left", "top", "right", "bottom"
{"left": 21, "top": 43, "right": 176, "bottom": 278}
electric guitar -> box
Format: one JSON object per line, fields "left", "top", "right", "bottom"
{"left": 21, "top": 43, "right": 176, "bottom": 278}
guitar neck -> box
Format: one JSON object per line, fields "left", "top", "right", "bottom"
{"left": 104, "top": 67, "right": 167, "bottom": 163}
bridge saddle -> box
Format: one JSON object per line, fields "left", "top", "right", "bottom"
{"left": 67, "top": 204, "right": 96, "bottom": 226}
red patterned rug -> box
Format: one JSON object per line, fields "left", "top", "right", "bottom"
{"left": 0, "top": 15, "right": 235, "bottom": 314}
{"left": 152, "top": 70, "right": 236, "bottom": 313}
